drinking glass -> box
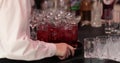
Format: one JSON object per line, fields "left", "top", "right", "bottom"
{"left": 41, "top": 0, "right": 54, "bottom": 10}
{"left": 56, "top": 0, "right": 70, "bottom": 11}
{"left": 37, "top": 21, "right": 50, "bottom": 42}
{"left": 96, "top": 35, "right": 110, "bottom": 59}
{"left": 36, "top": 10, "right": 52, "bottom": 42}
{"left": 108, "top": 34, "right": 120, "bottom": 60}
{"left": 84, "top": 37, "right": 97, "bottom": 58}
{"left": 35, "top": 9, "right": 79, "bottom": 45}
{"left": 104, "top": 20, "right": 113, "bottom": 34}
{"left": 63, "top": 12, "right": 78, "bottom": 47}
{"left": 112, "top": 10, "right": 120, "bottom": 34}
{"left": 30, "top": 22, "right": 37, "bottom": 40}
{"left": 30, "top": 9, "right": 40, "bottom": 40}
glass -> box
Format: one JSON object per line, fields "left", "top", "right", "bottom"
{"left": 63, "top": 23, "right": 78, "bottom": 47}
{"left": 110, "top": 22, "right": 120, "bottom": 34}
{"left": 56, "top": 0, "right": 71, "bottom": 11}
{"left": 96, "top": 35, "right": 110, "bottom": 59}
{"left": 112, "top": 9, "right": 120, "bottom": 34}
{"left": 37, "top": 21, "right": 50, "bottom": 42}
{"left": 80, "top": 0, "right": 92, "bottom": 26}
{"left": 91, "top": 0, "right": 102, "bottom": 27}
{"left": 83, "top": 35, "right": 120, "bottom": 62}
{"left": 108, "top": 34, "right": 120, "bottom": 61}
{"left": 102, "top": 0, "right": 115, "bottom": 34}
{"left": 35, "top": 9, "right": 79, "bottom": 47}
{"left": 41, "top": 0, "right": 54, "bottom": 10}
{"left": 30, "top": 9, "right": 40, "bottom": 40}
{"left": 104, "top": 20, "right": 113, "bottom": 34}
{"left": 84, "top": 37, "right": 97, "bottom": 58}
{"left": 37, "top": 10, "right": 52, "bottom": 42}
{"left": 105, "top": 10, "right": 120, "bottom": 35}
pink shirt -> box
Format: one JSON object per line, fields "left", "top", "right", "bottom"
{"left": 0, "top": 0, "right": 56, "bottom": 61}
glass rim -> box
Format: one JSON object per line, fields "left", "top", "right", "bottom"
{"left": 84, "top": 37, "right": 96, "bottom": 42}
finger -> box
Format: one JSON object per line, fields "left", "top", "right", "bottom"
{"left": 65, "top": 47, "right": 71, "bottom": 58}
{"left": 58, "top": 47, "right": 68, "bottom": 60}
{"left": 59, "top": 51, "right": 68, "bottom": 60}
{"left": 58, "top": 56, "right": 65, "bottom": 60}
{"left": 68, "top": 45, "right": 75, "bottom": 56}
{"left": 74, "top": 48, "right": 77, "bottom": 50}
{"left": 59, "top": 46, "right": 73, "bottom": 60}
{"left": 63, "top": 47, "right": 71, "bottom": 59}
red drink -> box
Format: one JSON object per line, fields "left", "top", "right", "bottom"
{"left": 63, "top": 24, "right": 78, "bottom": 47}
{"left": 50, "top": 26, "right": 59, "bottom": 42}
{"left": 37, "top": 23, "right": 50, "bottom": 42}
{"left": 101, "top": 0, "right": 115, "bottom": 20}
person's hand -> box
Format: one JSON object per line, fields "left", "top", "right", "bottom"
{"left": 55, "top": 43, "right": 75, "bottom": 60}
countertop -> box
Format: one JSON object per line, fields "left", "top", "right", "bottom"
{"left": 0, "top": 25, "right": 120, "bottom": 63}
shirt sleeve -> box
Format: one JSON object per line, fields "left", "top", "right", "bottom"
{"left": 5, "top": 36, "right": 57, "bottom": 61}
{"left": 0, "top": 0, "right": 56, "bottom": 61}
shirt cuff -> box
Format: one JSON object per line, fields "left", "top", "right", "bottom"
{"left": 46, "top": 43, "right": 57, "bottom": 57}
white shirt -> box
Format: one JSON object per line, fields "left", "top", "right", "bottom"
{"left": 0, "top": 0, "right": 56, "bottom": 61}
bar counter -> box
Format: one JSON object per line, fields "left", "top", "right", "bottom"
{"left": 0, "top": 25, "right": 120, "bottom": 63}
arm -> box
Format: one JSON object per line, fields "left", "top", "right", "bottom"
{"left": 0, "top": 0, "right": 56, "bottom": 61}
{"left": 4, "top": 36, "right": 56, "bottom": 61}
{"left": 0, "top": 0, "right": 75, "bottom": 61}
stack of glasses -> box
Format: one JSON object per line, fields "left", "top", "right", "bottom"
{"left": 30, "top": 9, "right": 80, "bottom": 47}
{"left": 84, "top": 34, "right": 120, "bottom": 62}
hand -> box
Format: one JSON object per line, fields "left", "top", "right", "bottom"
{"left": 55, "top": 43, "right": 75, "bottom": 60}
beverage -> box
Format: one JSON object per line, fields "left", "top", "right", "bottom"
{"left": 35, "top": 9, "right": 79, "bottom": 47}
{"left": 70, "top": 0, "right": 81, "bottom": 16}
{"left": 37, "top": 23, "right": 50, "bottom": 42}
{"left": 101, "top": 0, "right": 115, "bottom": 20}
{"left": 50, "top": 25, "right": 60, "bottom": 43}
{"left": 62, "top": 24, "right": 78, "bottom": 47}
{"left": 102, "top": 0, "right": 115, "bottom": 34}
{"left": 80, "top": 0, "right": 92, "bottom": 26}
